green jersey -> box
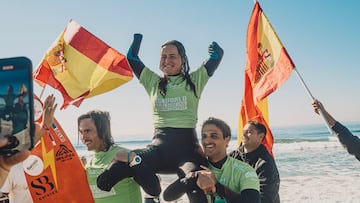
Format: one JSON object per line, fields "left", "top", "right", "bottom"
{"left": 140, "top": 65, "right": 209, "bottom": 128}
{"left": 85, "top": 145, "right": 142, "bottom": 203}
{"left": 209, "top": 156, "right": 260, "bottom": 202}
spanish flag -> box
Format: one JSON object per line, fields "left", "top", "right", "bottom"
{"left": 239, "top": 2, "right": 295, "bottom": 156}
{"left": 33, "top": 20, "right": 133, "bottom": 109}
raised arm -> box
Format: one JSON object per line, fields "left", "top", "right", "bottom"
{"left": 127, "top": 33, "right": 145, "bottom": 79}
{"left": 313, "top": 99, "right": 360, "bottom": 161}
{"left": 35, "top": 94, "right": 57, "bottom": 143}
{"left": 203, "top": 41, "right": 224, "bottom": 77}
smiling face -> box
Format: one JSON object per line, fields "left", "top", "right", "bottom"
{"left": 242, "top": 123, "right": 265, "bottom": 152}
{"left": 160, "top": 44, "right": 183, "bottom": 76}
{"left": 201, "top": 123, "right": 230, "bottom": 163}
{"left": 78, "top": 118, "right": 106, "bottom": 152}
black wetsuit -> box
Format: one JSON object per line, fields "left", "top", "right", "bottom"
{"left": 97, "top": 34, "right": 223, "bottom": 202}
{"left": 332, "top": 121, "right": 360, "bottom": 161}
{"left": 162, "top": 156, "right": 261, "bottom": 203}
{"left": 230, "top": 144, "right": 280, "bottom": 203}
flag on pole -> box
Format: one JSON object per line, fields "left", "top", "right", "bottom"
{"left": 33, "top": 20, "right": 133, "bottom": 109}
{"left": 24, "top": 95, "right": 94, "bottom": 202}
{"left": 239, "top": 2, "right": 295, "bottom": 156}
{"left": 247, "top": 2, "right": 295, "bottom": 104}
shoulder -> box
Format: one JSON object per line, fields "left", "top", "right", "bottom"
{"left": 229, "top": 148, "right": 243, "bottom": 159}
{"left": 254, "top": 147, "right": 278, "bottom": 169}
{"left": 227, "top": 157, "right": 254, "bottom": 171}
{"left": 190, "top": 65, "right": 207, "bottom": 75}
{"left": 111, "top": 145, "right": 129, "bottom": 152}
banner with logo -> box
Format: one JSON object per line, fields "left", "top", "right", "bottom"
{"left": 24, "top": 96, "right": 94, "bottom": 202}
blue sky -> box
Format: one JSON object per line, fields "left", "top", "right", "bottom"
{"left": 1, "top": 0, "right": 359, "bottom": 143}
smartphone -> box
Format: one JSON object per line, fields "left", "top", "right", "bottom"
{"left": 0, "top": 57, "right": 34, "bottom": 156}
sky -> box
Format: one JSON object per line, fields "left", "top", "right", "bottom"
{"left": 1, "top": 0, "right": 359, "bottom": 144}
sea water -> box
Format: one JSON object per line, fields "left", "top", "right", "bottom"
{"left": 75, "top": 123, "right": 360, "bottom": 203}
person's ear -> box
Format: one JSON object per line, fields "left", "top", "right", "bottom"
{"left": 260, "top": 133, "right": 266, "bottom": 141}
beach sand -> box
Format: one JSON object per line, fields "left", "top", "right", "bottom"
{"left": 141, "top": 173, "right": 360, "bottom": 203}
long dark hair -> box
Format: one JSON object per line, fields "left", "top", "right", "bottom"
{"left": 159, "top": 40, "right": 198, "bottom": 98}
{"left": 77, "top": 110, "right": 114, "bottom": 148}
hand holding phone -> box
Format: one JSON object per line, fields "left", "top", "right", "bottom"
{"left": 0, "top": 57, "right": 34, "bottom": 156}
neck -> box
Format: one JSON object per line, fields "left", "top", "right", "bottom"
{"left": 209, "top": 156, "right": 227, "bottom": 169}
{"left": 97, "top": 143, "right": 110, "bottom": 152}
{"left": 243, "top": 145, "right": 258, "bottom": 153}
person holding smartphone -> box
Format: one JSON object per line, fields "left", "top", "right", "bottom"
{"left": 0, "top": 94, "right": 57, "bottom": 202}
{"left": 0, "top": 57, "right": 35, "bottom": 188}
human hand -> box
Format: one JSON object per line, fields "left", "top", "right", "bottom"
{"left": 0, "top": 137, "right": 30, "bottom": 184}
{"left": 196, "top": 166, "right": 216, "bottom": 194}
{"left": 312, "top": 99, "right": 324, "bottom": 115}
{"left": 208, "top": 42, "right": 223, "bottom": 60}
{"left": 42, "top": 94, "right": 57, "bottom": 128}
{"left": 127, "top": 33, "right": 143, "bottom": 61}
{"left": 80, "top": 156, "right": 87, "bottom": 166}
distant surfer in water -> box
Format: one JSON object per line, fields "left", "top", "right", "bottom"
{"left": 312, "top": 99, "right": 360, "bottom": 161}
{"left": 97, "top": 33, "right": 223, "bottom": 202}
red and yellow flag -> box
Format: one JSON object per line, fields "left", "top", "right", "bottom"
{"left": 239, "top": 2, "right": 295, "bottom": 156}
{"left": 24, "top": 96, "right": 94, "bottom": 202}
{"left": 33, "top": 20, "right": 133, "bottom": 109}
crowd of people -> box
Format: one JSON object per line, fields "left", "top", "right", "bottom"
{"left": 0, "top": 34, "right": 359, "bottom": 203}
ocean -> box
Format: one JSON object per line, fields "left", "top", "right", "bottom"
{"left": 75, "top": 123, "right": 360, "bottom": 203}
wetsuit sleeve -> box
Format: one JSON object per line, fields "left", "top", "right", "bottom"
{"left": 256, "top": 160, "right": 280, "bottom": 203}
{"left": 203, "top": 41, "right": 223, "bottom": 77}
{"left": 332, "top": 121, "right": 360, "bottom": 161}
{"left": 236, "top": 189, "right": 261, "bottom": 203}
{"left": 96, "top": 161, "right": 161, "bottom": 196}
{"left": 131, "top": 163, "right": 161, "bottom": 196}
{"left": 215, "top": 183, "right": 260, "bottom": 203}
{"left": 127, "top": 33, "right": 145, "bottom": 79}
{"left": 162, "top": 174, "right": 197, "bottom": 201}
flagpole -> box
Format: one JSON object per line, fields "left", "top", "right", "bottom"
{"left": 39, "top": 84, "right": 46, "bottom": 99}
{"left": 293, "top": 67, "right": 333, "bottom": 134}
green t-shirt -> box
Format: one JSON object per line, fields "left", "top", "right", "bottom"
{"left": 209, "top": 156, "right": 260, "bottom": 202}
{"left": 85, "top": 145, "right": 142, "bottom": 203}
{"left": 140, "top": 65, "right": 209, "bottom": 128}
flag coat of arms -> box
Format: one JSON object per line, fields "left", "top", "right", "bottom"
{"left": 239, "top": 2, "right": 295, "bottom": 155}
{"left": 33, "top": 20, "right": 133, "bottom": 109}
{"left": 24, "top": 96, "right": 94, "bottom": 202}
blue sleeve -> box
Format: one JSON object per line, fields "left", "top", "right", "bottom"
{"left": 127, "top": 34, "right": 145, "bottom": 79}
